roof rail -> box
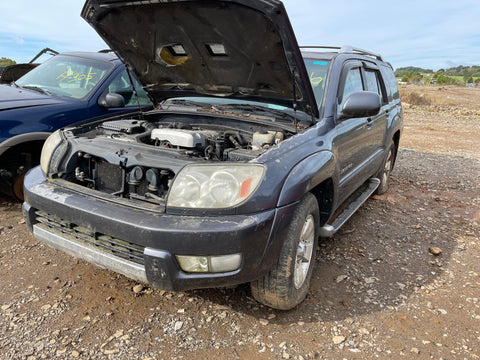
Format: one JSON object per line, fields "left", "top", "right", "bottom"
{"left": 300, "top": 45, "right": 383, "bottom": 61}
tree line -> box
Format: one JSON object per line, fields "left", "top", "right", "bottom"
{"left": 0, "top": 57, "right": 17, "bottom": 67}
{"left": 395, "top": 65, "right": 480, "bottom": 85}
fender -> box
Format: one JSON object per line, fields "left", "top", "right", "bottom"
{"left": 0, "top": 132, "right": 51, "bottom": 157}
{"left": 277, "top": 150, "right": 335, "bottom": 207}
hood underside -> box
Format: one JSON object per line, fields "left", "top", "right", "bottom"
{"left": 81, "top": 0, "right": 318, "bottom": 117}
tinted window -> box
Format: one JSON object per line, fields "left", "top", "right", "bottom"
{"left": 380, "top": 65, "right": 400, "bottom": 101}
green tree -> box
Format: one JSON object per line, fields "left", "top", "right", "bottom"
{"left": 0, "top": 57, "right": 16, "bottom": 67}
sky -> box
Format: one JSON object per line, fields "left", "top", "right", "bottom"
{"left": 1, "top": 0, "right": 479, "bottom": 71}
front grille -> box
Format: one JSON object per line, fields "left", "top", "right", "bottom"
{"left": 35, "top": 211, "right": 145, "bottom": 265}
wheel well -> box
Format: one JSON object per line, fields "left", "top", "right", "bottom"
{"left": 393, "top": 130, "right": 400, "bottom": 151}
{"left": 310, "top": 178, "right": 334, "bottom": 226}
{"left": 0, "top": 140, "right": 45, "bottom": 172}
{"left": 392, "top": 130, "right": 401, "bottom": 168}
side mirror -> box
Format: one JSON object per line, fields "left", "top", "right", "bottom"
{"left": 98, "top": 92, "right": 125, "bottom": 108}
{"left": 341, "top": 91, "right": 381, "bottom": 118}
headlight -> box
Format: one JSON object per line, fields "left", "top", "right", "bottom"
{"left": 176, "top": 254, "right": 242, "bottom": 273}
{"left": 167, "top": 164, "right": 265, "bottom": 209}
{"left": 40, "top": 130, "right": 63, "bottom": 175}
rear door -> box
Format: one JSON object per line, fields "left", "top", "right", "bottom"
{"left": 361, "top": 62, "right": 389, "bottom": 172}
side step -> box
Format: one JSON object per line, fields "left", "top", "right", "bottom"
{"left": 319, "top": 178, "right": 380, "bottom": 237}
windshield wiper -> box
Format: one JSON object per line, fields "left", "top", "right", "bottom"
{"left": 21, "top": 85, "right": 52, "bottom": 96}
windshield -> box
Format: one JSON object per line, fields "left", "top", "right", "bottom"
{"left": 303, "top": 59, "right": 330, "bottom": 109}
{"left": 16, "top": 54, "right": 114, "bottom": 100}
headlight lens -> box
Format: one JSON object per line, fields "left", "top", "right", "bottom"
{"left": 40, "top": 130, "right": 63, "bottom": 175}
{"left": 167, "top": 164, "right": 264, "bottom": 208}
{"left": 176, "top": 254, "right": 242, "bottom": 273}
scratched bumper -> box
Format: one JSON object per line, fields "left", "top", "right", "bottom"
{"left": 23, "top": 166, "right": 295, "bottom": 290}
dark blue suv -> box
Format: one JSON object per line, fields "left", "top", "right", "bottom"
{"left": 0, "top": 51, "right": 152, "bottom": 198}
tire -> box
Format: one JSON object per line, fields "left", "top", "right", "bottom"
{"left": 375, "top": 144, "right": 396, "bottom": 195}
{"left": 13, "top": 173, "right": 26, "bottom": 201}
{"left": 250, "top": 193, "right": 319, "bottom": 310}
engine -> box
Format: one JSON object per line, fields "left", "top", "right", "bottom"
{"left": 98, "top": 119, "right": 285, "bottom": 162}
{"left": 64, "top": 118, "right": 289, "bottom": 207}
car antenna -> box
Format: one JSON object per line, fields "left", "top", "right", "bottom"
{"left": 125, "top": 66, "right": 144, "bottom": 119}
{"left": 292, "top": 68, "right": 298, "bottom": 132}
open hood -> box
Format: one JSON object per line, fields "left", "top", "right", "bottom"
{"left": 81, "top": 0, "right": 318, "bottom": 117}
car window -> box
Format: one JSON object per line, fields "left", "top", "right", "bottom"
{"left": 364, "top": 69, "right": 387, "bottom": 103}
{"left": 303, "top": 59, "right": 330, "bottom": 109}
{"left": 364, "top": 70, "right": 379, "bottom": 93}
{"left": 380, "top": 65, "right": 400, "bottom": 101}
{"left": 107, "top": 70, "right": 152, "bottom": 106}
{"left": 16, "top": 54, "right": 114, "bottom": 99}
{"left": 339, "top": 67, "right": 363, "bottom": 111}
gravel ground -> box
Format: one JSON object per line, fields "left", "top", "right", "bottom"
{"left": 0, "top": 87, "right": 479, "bottom": 359}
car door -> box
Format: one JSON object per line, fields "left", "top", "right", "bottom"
{"left": 88, "top": 68, "right": 153, "bottom": 118}
{"left": 361, "top": 62, "right": 389, "bottom": 173}
{"left": 334, "top": 61, "right": 373, "bottom": 203}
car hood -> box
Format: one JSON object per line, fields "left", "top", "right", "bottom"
{"left": 81, "top": 0, "right": 318, "bottom": 118}
{"left": 0, "top": 84, "right": 65, "bottom": 111}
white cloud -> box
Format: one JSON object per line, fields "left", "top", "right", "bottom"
{"left": 11, "top": 35, "right": 25, "bottom": 45}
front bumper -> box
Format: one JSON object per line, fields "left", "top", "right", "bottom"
{"left": 23, "top": 166, "right": 296, "bottom": 290}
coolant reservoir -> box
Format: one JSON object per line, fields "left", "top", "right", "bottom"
{"left": 252, "top": 131, "right": 284, "bottom": 147}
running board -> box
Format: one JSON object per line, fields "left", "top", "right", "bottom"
{"left": 319, "top": 178, "right": 380, "bottom": 237}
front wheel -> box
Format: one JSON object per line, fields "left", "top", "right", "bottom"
{"left": 250, "top": 193, "right": 319, "bottom": 310}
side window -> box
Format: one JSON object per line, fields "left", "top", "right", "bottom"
{"left": 107, "top": 70, "right": 152, "bottom": 106}
{"left": 365, "top": 69, "right": 387, "bottom": 104}
{"left": 364, "top": 70, "right": 379, "bottom": 93}
{"left": 339, "top": 67, "right": 363, "bottom": 111}
{"left": 380, "top": 65, "right": 400, "bottom": 101}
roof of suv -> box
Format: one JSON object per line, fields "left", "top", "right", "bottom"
{"left": 301, "top": 45, "right": 393, "bottom": 69}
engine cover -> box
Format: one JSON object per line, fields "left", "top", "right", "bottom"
{"left": 151, "top": 128, "right": 213, "bottom": 148}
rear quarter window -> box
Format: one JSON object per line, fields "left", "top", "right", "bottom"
{"left": 380, "top": 65, "right": 400, "bottom": 101}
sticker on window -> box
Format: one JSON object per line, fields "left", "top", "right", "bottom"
{"left": 310, "top": 72, "right": 323, "bottom": 85}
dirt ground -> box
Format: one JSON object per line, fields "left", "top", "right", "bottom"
{"left": 1, "top": 86, "right": 479, "bottom": 359}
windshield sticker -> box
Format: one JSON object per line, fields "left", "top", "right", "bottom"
{"left": 57, "top": 70, "right": 97, "bottom": 83}
{"left": 313, "top": 61, "right": 329, "bottom": 65}
{"left": 310, "top": 72, "right": 323, "bottom": 85}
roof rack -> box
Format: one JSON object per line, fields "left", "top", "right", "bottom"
{"left": 300, "top": 45, "right": 383, "bottom": 61}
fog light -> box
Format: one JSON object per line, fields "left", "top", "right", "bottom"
{"left": 176, "top": 254, "right": 242, "bottom": 273}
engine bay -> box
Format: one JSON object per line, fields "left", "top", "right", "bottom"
{"left": 96, "top": 118, "right": 288, "bottom": 162}
{"left": 60, "top": 115, "right": 294, "bottom": 207}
